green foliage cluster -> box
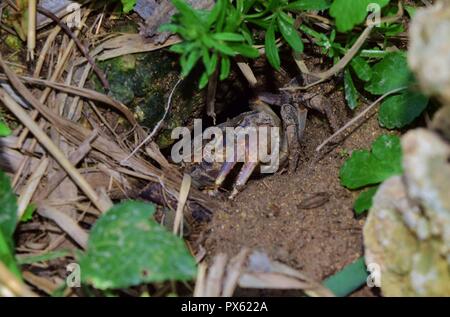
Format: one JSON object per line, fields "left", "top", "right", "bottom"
{"left": 118, "top": 1, "right": 430, "bottom": 132}
{"left": 162, "top": 0, "right": 332, "bottom": 88}
{"left": 158, "top": 1, "right": 429, "bottom": 130}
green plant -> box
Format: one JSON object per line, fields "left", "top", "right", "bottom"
{"left": 0, "top": 120, "right": 12, "bottom": 137}
{"left": 0, "top": 171, "right": 21, "bottom": 278}
{"left": 340, "top": 134, "right": 402, "bottom": 214}
{"left": 160, "top": 0, "right": 259, "bottom": 88}
{"left": 323, "top": 257, "right": 368, "bottom": 297}
{"left": 79, "top": 201, "right": 196, "bottom": 290}
{"left": 162, "top": 0, "right": 331, "bottom": 88}
{"left": 120, "top": 0, "right": 137, "bottom": 13}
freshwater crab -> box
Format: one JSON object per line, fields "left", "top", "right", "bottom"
{"left": 188, "top": 96, "right": 308, "bottom": 199}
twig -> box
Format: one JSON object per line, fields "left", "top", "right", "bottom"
{"left": 173, "top": 173, "right": 191, "bottom": 237}
{"left": 315, "top": 87, "right": 408, "bottom": 152}
{"left": 35, "top": 130, "right": 98, "bottom": 202}
{"left": 121, "top": 77, "right": 183, "bottom": 164}
{"left": 236, "top": 61, "right": 258, "bottom": 88}
{"left": 33, "top": 25, "right": 61, "bottom": 77}
{"left": 0, "top": 262, "right": 36, "bottom": 297}
{"left": 27, "top": 0, "right": 37, "bottom": 61}
{"left": 37, "top": 204, "right": 88, "bottom": 249}
{"left": 282, "top": 25, "right": 375, "bottom": 91}
{"left": 17, "top": 157, "right": 49, "bottom": 220}
{"left": 0, "top": 73, "right": 140, "bottom": 128}
{"left": 36, "top": 6, "right": 110, "bottom": 90}
{"left": 283, "top": 1, "right": 404, "bottom": 91}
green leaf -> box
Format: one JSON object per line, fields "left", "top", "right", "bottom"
{"left": 340, "top": 134, "right": 402, "bottom": 189}
{"left": 323, "top": 257, "right": 368, "bottom": 297}
{"left": 171, "top": 0, "right": 201, "bottom": 22}
{"left": 0, "top": 120, "right": 11, "bottom": 137}
{"left": 265, "top": 20, "right": 280, "bottom": 70}
{"left": 365, "top": 52, "right": 411, "bottom": 95}
{"left": 220, "top": 56, "right": 231, "bottom": 81}
{"left": 354, "top": 186, "right": 378, "bottom": 215}
{"left": 277, "top": 12, "right": 304, "bottom": 53}
{"left": 204, "top": 51, "right": 218, "bottom": 76}
{"left": 20, "top": 203, "right": 36, "bottom": 222}
{"left": 330, "top": 0, "right": 390, "bottom": 32}
{"left": 207, "top": 0, "right": 226, "bottom": 26}
{"left": 212, "top": 32, "right": 245, "bottom": 42}
{"left": 229, "top": 43, "right": 259, "bottom": 58}
{"left": 285, "top": 0, "right": 331, "bottom": 11}
{"left": 180, "top": 49, "right": 201, "bottom": 77}
{"left": 379, "top": 91, "right": 429, "bottom": 129}
{"left": 205, "top": 37, "right": 236, "bottom": 56}
{"left": 0, "top": 230, "right": 21, "bottom": 279}
{"left": 0, "top": 171, "right": 20, "bottom": 278}
{"left": 199, "top": 71, "right": 209, "bottom": 89}
{"left": 79, "top": 201, "right": 196, "bottom": 290}
{"left": 0, "top": 171, "right": 17, "bottom": 246}
{"left": 350, "top": 56, "right": 372, "bottom": 82}
{"left": 405, "top": 5, "right": 417, "bottom": 18}
{"left": 121, "top": 0, "right": 137, "bottom": 13}
{"left": 344, "top": 68, "right": 359, "bottom": 110}
{"left": 168, "top": 42, "right": 187, "bottom": 54}
{"left": 379, "top": 23, "right": 404, "bottom": 37}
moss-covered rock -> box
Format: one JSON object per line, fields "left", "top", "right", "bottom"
{"left": 93, "top": 49, "right": 204, "bottom": 148}
{"left": 5, "top": 35, "right": 22, "bottom": 51}
{"left": 364, "top": 129, "right": 450, "bottom": 296}
{"left": 92, "top": 21, "right": 249, "bottom": 148}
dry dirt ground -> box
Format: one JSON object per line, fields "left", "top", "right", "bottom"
{"left": 201, "top": 94, "right": 388, "bottom": 296}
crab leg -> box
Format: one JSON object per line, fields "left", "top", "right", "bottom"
{"left": 229, "top": 162, "right": 259, "bottom": 199}
{"left": 213, "top": 161, "right": 238, "bottom": 192}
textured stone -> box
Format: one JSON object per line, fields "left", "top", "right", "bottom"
{"left": 364, "top": 129, "right": 450, "bottom": 296}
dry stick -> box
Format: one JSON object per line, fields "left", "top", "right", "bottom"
{"left": 66, "top": 64, "right": 91, "bottom": 120}
{"left": 27, "top": 0, "right": 37, "bottom": 61}
{"left": 34, "top": 25, "right": 61, "bottom": 78}
{"left": 121, "top": 77, "right": 183, "bottom": 164}
{"left": 282, "top": 1, "right": 404, "bottom": 91}
{"left": 281, "top": 24, "right": 375, "bottom": 91}
{"left": 316, "top": 87, "right": 408, "bottom": 152}
{"left": 237, "top": 60, "right": 258, "bottom": 88}
{"left": 194, "top": 263, "right": 208, "bottom": 297}
{"left": 11, "top": 119, "right": 46, "bottom": 189}
{"left": 0, "top": 261, "right": 36, "bottom": 297}
{"left": 204, "top": 254, "right": 228, "bottom": 296}
{"left": 0, "top": 89, "right": 111, "bottom": 213}
{"left": 36, "top": 6, "right": 110, "bottom": 90}
{"left": 35, "top": 130, "right": 97, "bottom": 202}
{"left": 37, "top": 204, "right": 88, "bottom": 249}
{"left": 17, "top": 12, "right": 91, "bottom": 148}
{"left": 22, "top": 271, "right": 59, "bottom": 295}
{"left": 17, "top": 157, "right": 49, "bottom": 220}
{"left": 173, "top": 173, "right": 191, "bottom": 236}
{"left": 0, "top": 74, "right": 139, "bottom": 127}
{"left": 12, "top": 13, "right": 91, "bottom": 186}
{"left": 222, "top": 248, "right": 250, "bottom": 297}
